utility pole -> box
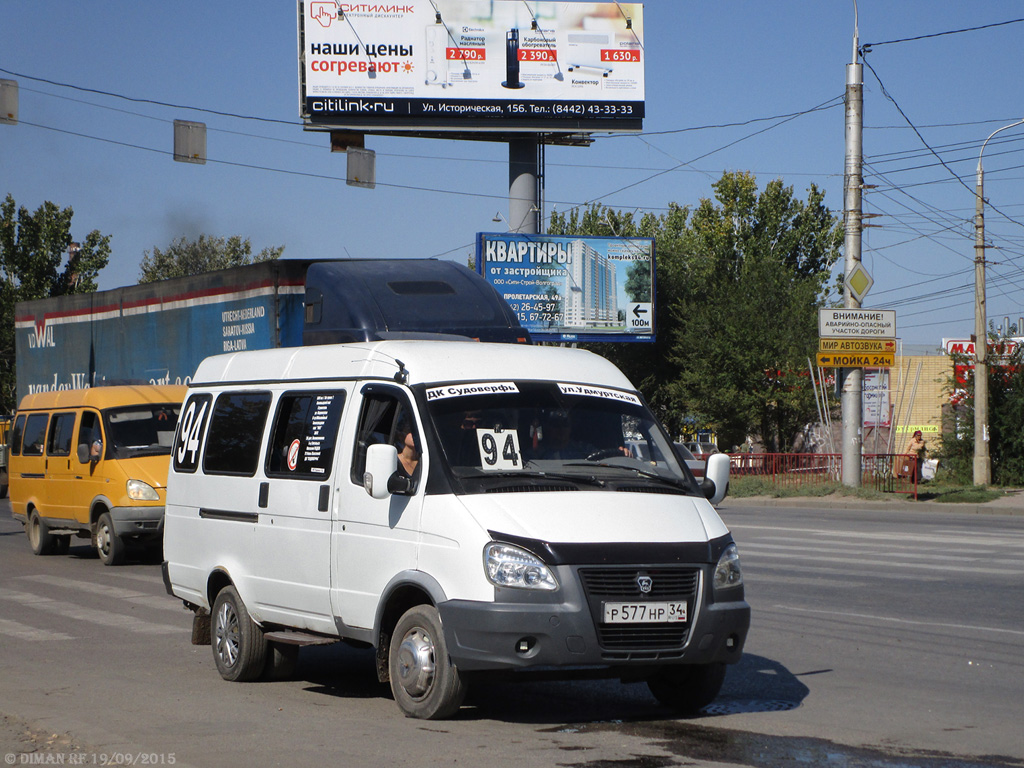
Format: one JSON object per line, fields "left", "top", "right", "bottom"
{"left": 841, "top": 13, "right": 864, "bottom": 487}
{"left": 973, "top": 118, "right": 1024, "bottom": 485}
{"left": 508, "top": 137, "right": 541, "bottom": 235}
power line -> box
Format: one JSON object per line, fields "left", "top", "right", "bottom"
{"left": 0, "top": 66, "right": 297, "bottom": 125}
{"left": 862, "top": 18, "right": 1024, "bottom": 49}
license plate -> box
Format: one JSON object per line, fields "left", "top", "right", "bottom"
{"left": 603, "top": 601, "right": 688, "bottom": 624}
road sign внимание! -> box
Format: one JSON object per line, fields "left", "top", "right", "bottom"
{"left": 818, "top": 308, "right": 896, "bottom": 339}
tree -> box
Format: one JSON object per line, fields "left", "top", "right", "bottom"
{"left": 549, "top": 172, "right": 842, "bottom": 450}
{"left": 138, "top": 234, "right": 284, "bottom": 283}
{"left": 0, "top": 194, "right": 111, "bottom": 412}
{"left": 941, "top": 336, "right": 1024, "bottom": 485}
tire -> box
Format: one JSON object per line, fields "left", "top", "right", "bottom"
{"left": 95, "top": 512, "right": 126, "bottom": 566}
{"left": 647, "top": 663, "right": 727, "bottom": 715}
{"left": 211, "top": 586, "right": 267, "bottom": 682}
{"left": 27, "top": 510, "right": 58, "bottom": 555}
{"left": 388, "top": 604, "right": 466, "bottom": 720}
{"left": 263, "top": 642, "right": 299, "bottom": 681}
{"left": 0, "top": 483, "right": 8, "bottom": 499}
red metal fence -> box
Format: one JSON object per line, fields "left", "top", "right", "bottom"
{"left": 727, "top": 452, "right": 919, "bottom": 499}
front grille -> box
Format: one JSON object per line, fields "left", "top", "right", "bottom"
{"left": 579, "top": 568, "right": 699, "bottom": 599}
{"left": 578, "top": 567, "right": 701, "bottom": 656}
{"left": 599, "top": 625, "right": 690, "bottom": 649}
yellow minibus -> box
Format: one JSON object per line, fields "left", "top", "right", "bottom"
{"left": 8, "top": 385, "right": 185, "bottom": 565}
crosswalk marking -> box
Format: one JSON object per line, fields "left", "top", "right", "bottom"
{"left": 0, "top": 588, "right": 185, "bottom": 635}
{"left": 20, "top": 574, "right": 187, "bottom": 614}
{"left": 0, "top": 617, "right": 74, "bottom": 642}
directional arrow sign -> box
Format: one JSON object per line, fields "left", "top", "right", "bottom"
{"left": 816, "top": 352, "right": 895, "bottom": 368}
{"left": 819, "top": 338, "right": 897, "bottom": 354}
{"left": 628, "top": 302, "right": 652, "bottom": 332}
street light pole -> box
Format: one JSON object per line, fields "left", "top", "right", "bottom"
{"left": 973, "top": 118, "right": 1024, "bottom": 487}
{"left": 841, "top": 11, "right": 864, "bottom": 487}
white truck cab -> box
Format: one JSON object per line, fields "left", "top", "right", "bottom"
{"left": 163, "top": 340, "right": 749, "bottom": 719}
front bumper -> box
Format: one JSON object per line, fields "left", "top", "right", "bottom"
{"left": 438, "top": 563, "right": 749, "bottom": 673}
{"left": 110, "top": 505, "right": 164, "bottom": 538}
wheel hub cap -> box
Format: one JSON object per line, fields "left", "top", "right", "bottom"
{"left": 396, "top": 628, "right": 435, "bottom": 697}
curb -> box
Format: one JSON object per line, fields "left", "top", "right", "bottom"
{"left": 719, "top": 492, "right": 1023, "bottom": 516}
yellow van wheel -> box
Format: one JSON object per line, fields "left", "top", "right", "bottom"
{"left": 95, "top": 512, "right": 126, "bottom": 566}
{"left": 27, "top": 511, "right": 58, "bottom": 556}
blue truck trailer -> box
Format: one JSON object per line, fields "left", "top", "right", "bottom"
{"left": 13, "top": 258, "right": 530, "bottom": 402}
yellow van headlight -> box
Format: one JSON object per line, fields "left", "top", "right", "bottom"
{"left": 126, "top": 479, "right": 159, "bottom": 501}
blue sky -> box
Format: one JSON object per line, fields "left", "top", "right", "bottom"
{"left": 2, "top": 1, "right": 1023, "bottom": 348}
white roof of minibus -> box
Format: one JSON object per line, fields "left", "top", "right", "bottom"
{"left": 190, "top": 341, "right": 636, "bottom": 391}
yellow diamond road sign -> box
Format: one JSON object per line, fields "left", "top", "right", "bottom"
{"left": 816, "top": 352, "right": 895, "bottom": 368}
{"left": 846, "top": 262, "right": 873, "bottom": 303}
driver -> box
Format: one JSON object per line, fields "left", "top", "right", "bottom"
{"left": 540, "top": 409, "right": 632, "bottom": 461}
{"left": 539, "top": 411, "right": 593, "bottom": 460}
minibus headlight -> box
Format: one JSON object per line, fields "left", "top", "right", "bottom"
{"left": 713, "top": 543, "right": 743, "bottom": 592}
{"left": 126, "top": 479, "right": 159, "bottom": 501}
{"left": 484, "top": 543, "right": 557, "bottom": 591}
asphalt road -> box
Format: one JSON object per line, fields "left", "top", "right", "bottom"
{"left": 1, "top": 497, "right": 1022, "bottom": 768}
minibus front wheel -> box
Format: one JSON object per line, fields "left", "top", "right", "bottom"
{"left": 389, "top": 605, "right": 467, "bottom": 720}
{"left": 647, "top": 662, "right": 726, "bottom": 714}
{"left": 94, "top": 512, "right": 126, "bottom": 566}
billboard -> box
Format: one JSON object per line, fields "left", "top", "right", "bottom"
{"left": 862, "top": 369, "right": 891, "bottom": 428}
{"left": 298, "top": 1, "right": 645, "bottom": 134}
{"left": 476, "top": 232, "right": 654, "bottom": 342}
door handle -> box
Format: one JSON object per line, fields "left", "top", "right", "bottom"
{"left": 258, "top": 482, "right": 270, "bottom": 508}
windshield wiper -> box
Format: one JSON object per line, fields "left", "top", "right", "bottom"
{"left": 562, "top": 461, "right": 689, "bottom": 491}
{"left": 459, "top": 469, "right": 606, "bottom": 487}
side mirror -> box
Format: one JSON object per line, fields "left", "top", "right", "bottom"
{"left": 77, "top": 444, "right": 91, "bottom": 464}
{"left": 701, "top": 452, "right": 730, "bottom": 505}
{"left": 363, "top": 444, "right": 399, "bottom": 499}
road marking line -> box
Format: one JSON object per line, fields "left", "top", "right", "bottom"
{"left": 736, "top": 550, "right": 1016, "bottom": 576}
{"left": 0, "top": 588, "right": 184, "bottom": 635}
{"left": 774, "top": 603, "right": 1024, "bottom": 637}
{"left": 0, "top": 618, "right": 74, "bottom": 642}
{"left": 18, "top": 574, "right": 187, "bottom": 615}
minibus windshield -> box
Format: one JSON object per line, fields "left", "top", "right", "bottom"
{"left": 104, "top": 404, "right": 181, "bottom": 458}
{"left": 423, "top": 381, "right": 694, "bottom": 491}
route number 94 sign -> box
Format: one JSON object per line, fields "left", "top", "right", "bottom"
{"left": 477, "top": 428, "right": 522, "bottom": 471}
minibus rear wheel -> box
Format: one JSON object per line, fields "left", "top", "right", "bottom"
{"left": 27, "top": 510, "right": 58, "bottom": 556}
{"left": 212, "top": 585, "right": 267, "bottom": 682}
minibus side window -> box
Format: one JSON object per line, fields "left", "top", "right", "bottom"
{"left": 266, "top": 391, "right": 346, "bottom": 479}
{"left": 350, "top": 389, "right": 419, "bottom": 488}
{"left": 46, "top": 412, "right": 76, "bottom": 457}
{"left": 172, "top": 394, "right": 213, "bottom": 473}
{"left": 203, "top": 392, "right": 272, "bottom": 477}
{"left": 10, "top": 415, "right": 26, "bottom": 456}
{"left": 77, "top": 411, "right": 102, "bottom": 462}
{"left": 22, "top": 414, "right": 49, "bottom": 457}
